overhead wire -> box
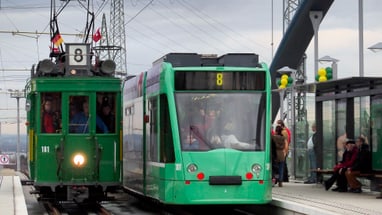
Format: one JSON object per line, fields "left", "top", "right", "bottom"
{"left": 176, "top": 0, "right": 249, "bottom": 51}
{"left": 1, "top": 0, "right": 274, "bottom": 73}
{"left": 125, "top": 0, "right": 154, "bottom": 26}
{"left": 178, "top": 0, "right": 271, "bottom": 61}
{"left": 94, "top": 0, "right": 110, "bottom": 18}
{"left": 146, "top": 2, "right": 226, "bottom": 53}
{"left": 123, "top": 0, "right": 271, "bottom": 59}
{"left": 128, "top": 24, "right": 194, "bottom": 53}
{"left": 125, "top": 14, "right": 194, "bottom": 52}
{"left": 155, "top": 0, "right": 238, "bottom": 51}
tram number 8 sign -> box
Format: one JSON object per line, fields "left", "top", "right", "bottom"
{"left": 67, "top": 43, "right": 89, "bottom": 66}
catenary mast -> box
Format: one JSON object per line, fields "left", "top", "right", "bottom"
{"left": 282, "top": 0, "right": 307, "bottom": 179}
{"left": 283, "top": 0, "right": 307, "bottom": 127}
{"left": 109, "top": 0, "right": 127, "bottom": 77}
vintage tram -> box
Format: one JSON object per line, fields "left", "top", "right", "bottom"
{"left": 25, "top": 42, "right": 122, "bottom": 201}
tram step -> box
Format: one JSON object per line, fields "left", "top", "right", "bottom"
{"left": 30, "top": 190, "right": 40, "bottom": 195}
{"left": 21, "top": 180, "right": 34, "bottom": 186}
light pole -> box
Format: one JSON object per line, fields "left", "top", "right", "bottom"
{"left": 309, "top": 11, "right": 323, "bottom": 78}
{"left": 318, "top": 55, "right": 339, "bottom": 80}
{"left": 358, "top": 0, "right": 364, "bottom": 77}
{"left": 277, "top": 66, "right": 296, "bottom": 179}
{"left": 9, "top": 89, "right": 25, "bottom": 172}
{"left": 368, "top": 42, "right": 382, "bottom": 52}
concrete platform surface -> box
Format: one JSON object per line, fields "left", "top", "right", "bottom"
{"left": 0, "top": 168, "right": 28, "bottom": 215}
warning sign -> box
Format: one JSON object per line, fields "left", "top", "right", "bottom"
{"left": 0, "top": 154, "right": 10, "bottom": 165}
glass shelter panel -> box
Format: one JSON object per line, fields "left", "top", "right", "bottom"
{"left": 322, "top": 100, "right": 336, "bottom": 169}
{"left": 371, "top": 95, "right": 382, "bottom": 170}
{"left": 354, "top": 96, "right": 370, "bottom": 144}
{"left": 294, "top": 93, "right": 316, "bottom": 179}
{"left": 336, "top": 99, "right": 347, "bottom": 162}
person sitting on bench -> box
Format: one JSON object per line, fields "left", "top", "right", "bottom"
{"left": 345, "top": 136, "right": 371, "bottom": 193}
{"left": 324, "top": 139, "right": 358, "bottom": 192}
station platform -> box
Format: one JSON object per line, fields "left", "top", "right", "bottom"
{"left": 271, "top": 181, "right": 382, "bottom": 215}
{"left": 0, "top": 168, "right": 28, "bottom": 215}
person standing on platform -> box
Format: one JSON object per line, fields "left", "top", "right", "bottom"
{"left": 304, "top": 122, "right": 322, "bottom": 184}
{"left": 272, "top": 125, "right": 288, "bottom": 187}
{"left": 277, "top": 119, "right": 290, "bottom": 182}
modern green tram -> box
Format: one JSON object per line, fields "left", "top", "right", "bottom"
{"left": 26, "top": 43, "right": 122, "bottom": 201}
{"left": 123, "top": 53, "right": 272, "bottom": 204}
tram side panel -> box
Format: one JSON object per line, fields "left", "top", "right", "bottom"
{"left": 123, "top": 75, "right": 146, "bottom": 194}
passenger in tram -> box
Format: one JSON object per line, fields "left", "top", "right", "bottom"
{"left": 188, "top": 105, "right": 220, "bottom": 148}
{"left": 41, "top": 99, "right": 59, "bottom": 133}
{"left": 220, "top": 119, "right": 254, "bottom": 149}
{"left": 70, "top": 101, "right": 109, "bottom": 133}
{"left": 205, "top": 106, "right": 223, "bottom": 145}
{"left": 99, "top": 99, "right": 115, "bottom": 133}
{"left": 324, "top": 139, "right": 358, "bottom": 192}
{"left": 187, "top": 98, "right": 252, "bottom": 149}
{"left": 345, "top": 136, "right": 371, "bottom": 193}
{"left": 182, "top": 132, "right": 200, "bottom": 150}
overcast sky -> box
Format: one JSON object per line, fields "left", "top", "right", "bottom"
{"left": 0, "top": 0, "right": 382, "bottom": 134}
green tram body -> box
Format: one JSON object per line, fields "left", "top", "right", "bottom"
{"left": 26, "top": 43, "right": 122, "bottom": 201}
{"left": 123, "top": 53, "right": 272, "bottom": 205}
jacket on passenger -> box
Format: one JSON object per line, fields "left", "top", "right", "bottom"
{"left": 351, "top": 144, "right": 372, "bottom": 173}
{"left": 334, "top": 147, "right": 358, "bottom": 171}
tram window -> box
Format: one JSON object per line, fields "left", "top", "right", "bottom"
{"left": 160, "top": 95, "right": 175, "bottom": 163}
{"left": 148, "top": 97, "right": 159, "bottom": 162}
{"left": 69, "top": 96, "right": 91, "bottom": 134}
{"left": 97, "top": 93, "right": 116, "bottom": 133}
{"left": 41, "top": 93, "right": 61, "bottom": 133}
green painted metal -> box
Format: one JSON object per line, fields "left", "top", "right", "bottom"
{"left": 123, "top": 60, "right": 272, "bottom": 204}
{"left": 26, "top": 76, "right": 122, "bottom": 188}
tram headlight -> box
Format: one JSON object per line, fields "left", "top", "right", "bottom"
{"left": 99, "top": 59, "right": 116, "bottom": 75}
{"left": 73, "top": 153, "right": 86, "bottom": 167}
{"left": 251, "top": 163, "right": 262, "bottom": 177}
{"left": 70, "top": 69, "right": 77, "bottom": 75}
{"left": 37, "top": 59, "right": 54, "bottom": 75}
{"left": 187, "top": 163, "right": 198, "bottom": 173}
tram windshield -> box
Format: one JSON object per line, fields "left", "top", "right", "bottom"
{"left": 176, "top": 93, "right": 266, "bottom": 151}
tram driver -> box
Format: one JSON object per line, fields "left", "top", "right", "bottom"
{"left": 70, "top": 100, "right": 109, "bottom": 133}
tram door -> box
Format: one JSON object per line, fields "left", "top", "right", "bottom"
{"left": 62, "top": 93, "right": 98, "bottom": 181}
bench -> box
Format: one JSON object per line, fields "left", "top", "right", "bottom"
{"left": 374, "top": 174, "right": 382, "bottom": 199}
{"left": 313, "top": 169, "right": 377, "bottom": 179}
{"left": 313, "top": 169, "right": 333, "bottom": 174}
{"left": 312, "top": 169, "right": 333, "bottom": 183}
{"left": 312, "top": 169, "right": 382, "bottom": 198}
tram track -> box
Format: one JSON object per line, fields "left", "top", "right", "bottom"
{"left": 42, "top": 200, "right": 114, "bottom": 215}
{"left": 161, "top": 204, "right": 259, "bottom": 215}
{"left": 42, "top": 201, "right": 60, "bottom": 215}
